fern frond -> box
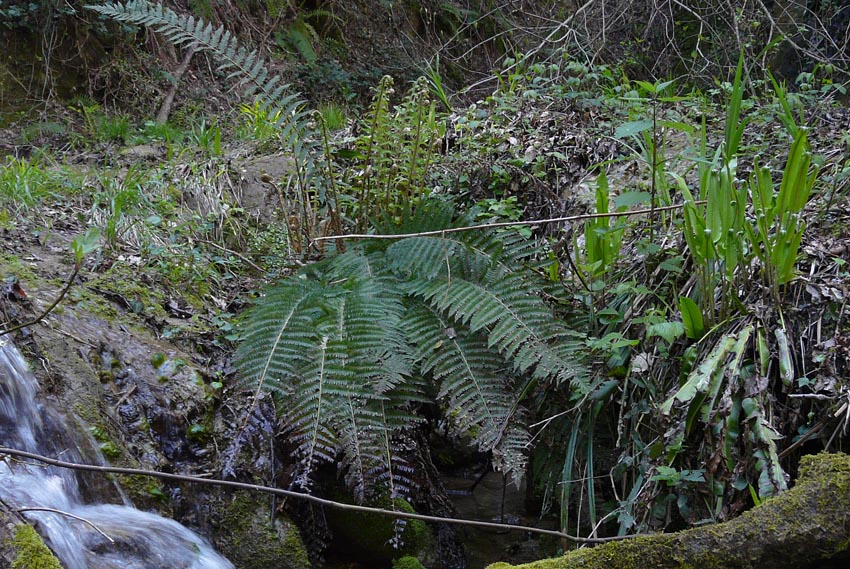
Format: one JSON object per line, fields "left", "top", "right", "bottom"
{"left": 338, "top": 388, "right": 419, "bottom": 502}
{"left": 236, "top": 198, "right": 586, "bottom": 495}
{"left": 86, "top": 0, "right": 316, "bottom": 173}
{"left": 287, "top": 333, "right": 345, "bottom": 488}
{"left": 238, "top": 254, "right": 419, "bottom": 491}
{"left": 406, "top": 269, "right": 583, "bottom": 385}
{"left": 405, "top": 301, "right": 531, "bottom": 480}
{"left": 234, "top": 280, "right": 324, "bottom": 395}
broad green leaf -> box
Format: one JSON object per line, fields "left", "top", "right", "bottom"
{"left": 658, "top": 119, "right": 694, "bottom": 134}
{"left": 775, "top": 327, "right": 794, "bottom": 386}
{"left": 661, "top": 336, "right": 735, "bottom": 414}
{"left": 615, "top": 190, "right": 651, "bottom": 210}
{"left": 70, "top": 227, "right": 102, "bottom": 266}
{"left": 678, "top": 296, "right": 704, "bottom": 340}
{"left": 615, "top": 119, "right": 653, "bottom": 139}
{"left": 647, "top": 321, "right": 685, "bottom": 344}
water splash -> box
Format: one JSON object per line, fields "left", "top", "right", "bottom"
{"left": 0, "top": 338, "right": 233, "bottom": 569}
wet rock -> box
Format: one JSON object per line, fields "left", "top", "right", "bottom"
{"left": 211, "top": 491, "right": 309, "bottom": 569}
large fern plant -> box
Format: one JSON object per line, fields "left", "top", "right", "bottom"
{"left": 235, "top": 199, "right": 586, "bottom": 499}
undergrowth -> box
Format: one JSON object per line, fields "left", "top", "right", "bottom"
{"left": 2, "top": 2, "right": 848, "bottom": 558}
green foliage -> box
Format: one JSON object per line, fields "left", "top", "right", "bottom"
{"left": 237, "top": 101, "right": 283, "bottom": 142}
{"left": 393, "top": 556, "right": 425, "bottom": 569}
{"left": 317, "top": 102, "right": 346, "bottom": 131}
{"left": 186, "top": 117, "right": 222, "bottom": 156}
{"left": 0, "top": 157, "right": 81, "bottom": 215}
{"left": 582, "top": 169, "right": 626, "bottom": 279}
{"left": 746, "top": 130, "right": 818, "bottom": 297}
{"left": 10, "top": 524, "right": 62, "bottom": 569}
{"left": 70, "top": 227, "right": 102, "bottom": 268}
{"left": 86, "top": 0, "right": 318, "bottom": 198}
{"left": 235, "top": 199, "right": 585, "bottom": 495}
{"left": 89, "top": 164, "right": 149, "bottom": 250}
{"left": 423, "top": 54, "right": 452, "bottom": 112}
{"left": 276, "top": 17, "right": 319, "bottom": 64}
{"left": 347, "top": 76, "right": 444, "bottom": 230}
{"left": 74, "top": 102, "right": 132, "bottom": 144}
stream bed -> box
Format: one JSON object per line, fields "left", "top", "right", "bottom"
{"left": 0, "top": 337, "right": 233, "bottom": 568}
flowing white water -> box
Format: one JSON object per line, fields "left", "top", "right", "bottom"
{"left": 0, "top": 338, "right": 234, "bottom": 569}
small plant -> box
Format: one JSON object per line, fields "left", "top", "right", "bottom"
{"left": 0, "top": 157, "right": 80, "bottom": 214}
{"left": 672, "top": 54, "right": 749, "bottom": 324}
{"left": 746, "top": 129, "right": 818, "bottom": 301}
{"left": 185, "top": 118, "right": 222, "bottom": 156}
{"left": 615, "top": 78, "right": 692, "bottom": 235}
{"left": 237, "top": 101, "right": 283, "bottom": 142}
{"left": 75, "top": 102, "right": 131, "bottom": 144}
{"left": 136, "top": 120, "right": 185, "bottom": 148}
{"left": 90, "top": 165, "right": 149, "bottom": 250}
{"left": 349, "top": 76, "right": 444, "bottom": 230}
{"left": 423, "top": 54, "right": 452, "bottom": 112}
{"left": 317, "top": 102, "right": 347, "bottom": 131}
{"left": 581, "top": 169, "right": 626, "bottom": 279}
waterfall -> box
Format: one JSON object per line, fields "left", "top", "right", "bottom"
{"left": 0, "top": 338, "right": 234, "bottom": 569}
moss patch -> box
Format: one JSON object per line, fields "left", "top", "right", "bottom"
{"left": 213, "top": 491, "right": 309, "bottom": 569}
{"left": 326, "top": 494, "right": 432, "bottom": 564}
{"left": 9, "top": 525, "right": 62, "bottom": 569}
{"left": 393, "top": 556, "right": 426, "bottom": 569}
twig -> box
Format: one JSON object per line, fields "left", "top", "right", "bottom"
{"left": 314, "top": 201, "right": 705, "bottom": 243}
{"left": 0, "top": 446, "right": 638, "bottom": 545}
{"left": 16, "top": 507, "right": 115, "bottom": 543}
{"left": 778, "top": 419, "right": 826, "bottom": 460}
{"left": 0, "top": 266, "right": 79, "bottom": 338}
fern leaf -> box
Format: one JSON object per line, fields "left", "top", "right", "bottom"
{"left": 85, "top": 1, "right": 315, "bottom": 169}
{"left": 234, "top": 280, "right": 323, "bottom": 396}
{"left": 405, "top": 302, "right": 531, "bottom": 480}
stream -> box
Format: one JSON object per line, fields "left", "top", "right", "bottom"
{"left": 0, "top": 337, "right": 233, "bottom": 568}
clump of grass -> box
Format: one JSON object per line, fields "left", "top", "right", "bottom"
{"left": 0, "top": 157, "right": 81, "bottom": 214}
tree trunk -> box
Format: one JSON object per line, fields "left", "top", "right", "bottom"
{"left": 155, "top": 43, "right": 197, "bottom": 124}
{"left": 489, "top": 453, "right": 850, "bottom": 569}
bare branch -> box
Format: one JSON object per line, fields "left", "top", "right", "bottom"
{"left": 314, "top": 200, "right": 705, "bottom": 243}
{"left": 0, "top": 446, "right": 640, "bottom": 545}
{"left": 17, "top": 507, "right": 115, "bottom": 543}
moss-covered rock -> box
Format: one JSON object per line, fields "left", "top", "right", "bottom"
{"left": 9, "top": 525, "right": 61, "bottom": 569}
{"left": 393, "top": 555, "right": 426, "bottom": 569}
{"left": 487, "top": 452, "right": 850, "bottom": 569}
{"left": 212, "top": 491, "right": 309, "bottom": 569}
{"left": 326, "top": 494, "right": 434, "bottom": 565}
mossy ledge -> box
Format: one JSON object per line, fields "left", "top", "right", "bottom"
{"left": 9, "top": 524, "right": 62, "bottom": 569}
{"left": 488, "top": 452, "right": 850, "bottom": 569}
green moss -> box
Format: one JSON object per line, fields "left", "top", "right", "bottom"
{"left": 116, "top": 474, "right": 174, "bottom": 515}
{"left": 393, "top": 556, "right": 426, "bottom": 569}
{"left": 9, "top": 525, "right": 62, "bottom": 569}
{"left": 150, "top": 352, "right": 166, "bottom": 368}
{"left": 98, "top": 440, "right": 122, "bottom": 458}
{"left": 0, "top": 253, "right": 40, "bottom": 284}
{"left": 187, "top": 422, "right": 209, "bottom": 442}
{"left": 88, "top": 426, "right": 123, "bottom": 459}
{"left": 84, "top": 265, "right": 169, "bottom": 322}
{"left": 326, "top": 494, "right": 432, "bottom": 564}
{"left": 215, "top": 491, "right": 309, "bottom": 569}
{"left": 282, "top": 519, "right": 310, "bottom": 568}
